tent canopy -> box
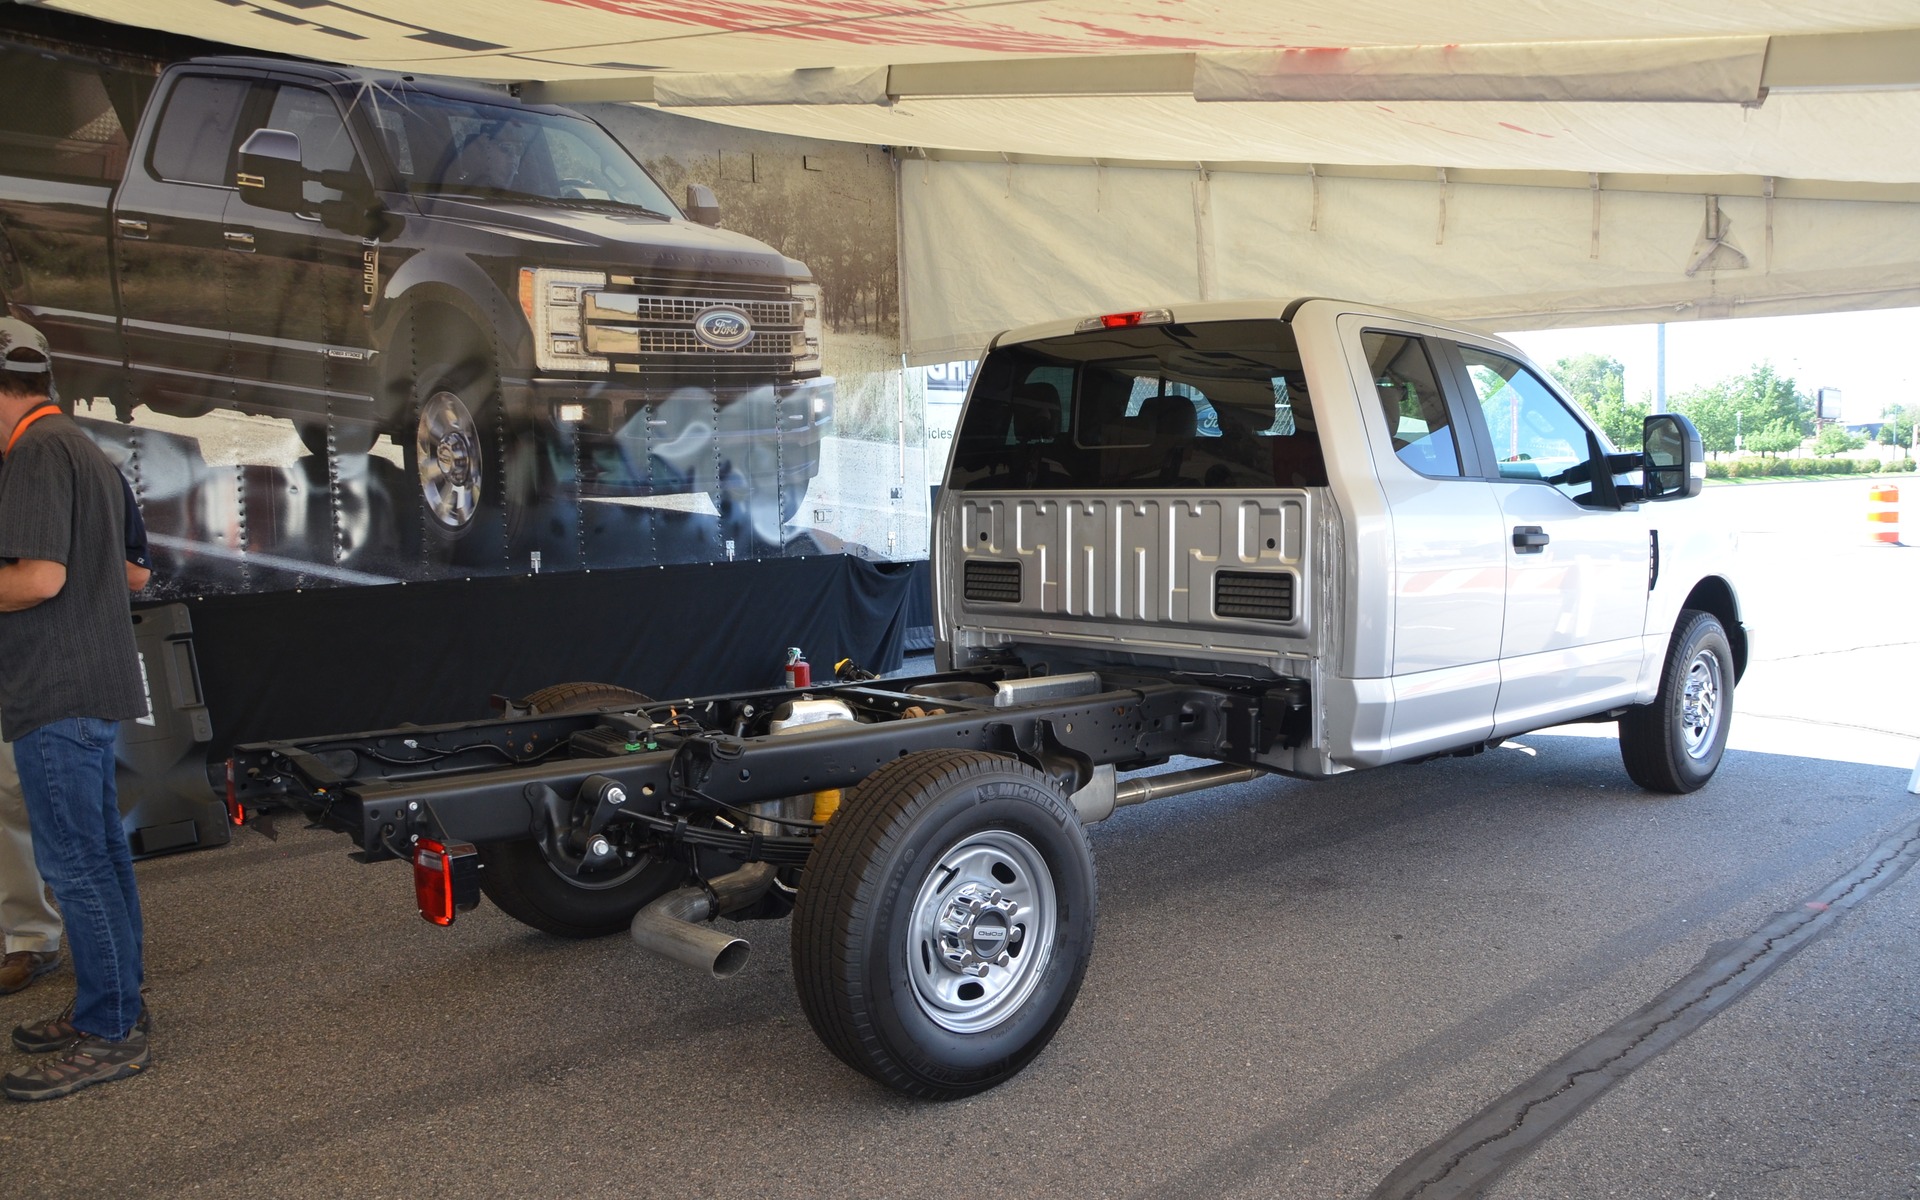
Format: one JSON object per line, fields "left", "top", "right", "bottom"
{"left": 43, "top": 0, "right": 1920, "bottom": 360}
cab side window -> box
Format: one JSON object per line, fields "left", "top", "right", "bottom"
{"left": 1362, "top": 331, "right": 1460, "bottom": 477}
{"left": 1460, "top": 346, "right": 1599, "bottom": 503}
{"left": 148, "top": 75, "right": 249, "bottom": 186}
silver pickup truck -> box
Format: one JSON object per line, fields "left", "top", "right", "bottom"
{"left": 233, "top": 298, "right": 1745, "bottom": 1100}
{"left": 938, "top": 298, "right": 1743, "bottom": 792}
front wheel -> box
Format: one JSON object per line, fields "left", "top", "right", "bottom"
{"left": 791, "top": 749, "right": 1097, "bottom": 1099}
{"left": 1619, "top": 609, "right": 1734, "bottom": 793}
{"left": 407, "top": 381, "right": 488, "bottom": 540}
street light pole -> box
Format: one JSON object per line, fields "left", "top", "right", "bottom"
{"left": 1736, "top": 410, "right": 1742, "bottom": 452}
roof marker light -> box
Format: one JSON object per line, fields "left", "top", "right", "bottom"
{"left": 1076, "top": 308, "right": 1174, "bottom": 333}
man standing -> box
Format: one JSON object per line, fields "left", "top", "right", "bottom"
{"left": 0, "top": 452, "right": 152, "bottom": 998}
{"left": 0, "top": 318, "right": 150, "bottom": 1101}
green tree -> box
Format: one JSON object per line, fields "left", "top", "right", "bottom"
{"left": 1880, "top": 405, "right": 1916, "bottom": 451}
{"left": 1728, "top": 362, "right": 1810, "bottom": 436}
{"left": 1674, "top": 383, "right": 1739, "bottom": 455}
{"left": 1812, "top": 424, "right": 1864, "bottom": 456}
{"left": 1551, "top": 353, "right": 1649, "bottom": 448}
{"left": 1744, "top": 418, "right": 1802, "bottom": 457}
{"left": 1674, "top": 360, "right": 1811, "bottom": 456}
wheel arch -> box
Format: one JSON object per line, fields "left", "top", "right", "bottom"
{"left": 1680, "top": 575, "right": 1747, "bottom": 682}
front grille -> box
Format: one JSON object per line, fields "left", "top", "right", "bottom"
{"left": 1215, "top": 571, "right": 1294, "bottom": 623}
{"left": 607, "top": 272, "right": 794, "bottom": 300}
{"left": 586, "top": 293, "right": 804, "bottom": 328}
{"left": 587, "top": 327, "right": 806, "bottom": 356}
{"left": 964, "top": 559, "right": 1021, "bottom": 604}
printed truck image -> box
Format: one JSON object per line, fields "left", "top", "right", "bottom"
{"left": 231, "top": 299, "right": 1743, "bottom": 1098}
{"left": 0, "top": 45, "right": 832, "bottom": 551}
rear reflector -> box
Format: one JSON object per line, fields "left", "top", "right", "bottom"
{"left": 1077, "top": 308, "right": 1173, "bottom": 333}
{"left": 413, "top": 839, "right": 482, "bottom": 926}
{"left": 223, "top": 758, "right": 244, "bottom": 827}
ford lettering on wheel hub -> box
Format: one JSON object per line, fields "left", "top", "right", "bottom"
{"left": 692, "top": 305, "right": 754, "bottom": 350}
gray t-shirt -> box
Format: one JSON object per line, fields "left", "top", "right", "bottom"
{"left": 0, "top": 411, "right": 145, "bottom": 739}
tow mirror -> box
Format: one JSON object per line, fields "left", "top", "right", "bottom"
{"left": 235, "top": 128, "right": 305, "bottom": 213}
{"left": 1643, "top": 412, "right": 1705, "bottom": 500}
{"left": 686, "top": 182, "right": 720, "bottom": 227}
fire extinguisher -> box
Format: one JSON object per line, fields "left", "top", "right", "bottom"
{"left": 785, "top": 647, "right": 811, "bottom": 689}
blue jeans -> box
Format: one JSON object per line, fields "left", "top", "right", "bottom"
{"left": 13, "top": 717, "right": 143, "bottom": 1041}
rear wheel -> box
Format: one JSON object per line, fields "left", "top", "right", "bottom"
{"left": 477, "top": 681, "right": 679, "bottom": 937}
{"left": 1619, "top": 609, "right": 1733, "bottom": 793}
{"left": 791, "top": 749, "right": 1096, "bottom": 1099}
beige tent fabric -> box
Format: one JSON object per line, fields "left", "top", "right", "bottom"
{"left": 621, "top": 91, "right": 1920, "bottom": 183}
{"left": 45, "top": 0, "right": 1920, "bottom": 78}
{"left": 1191, "top": 38, "right": 1771, "bottom": 104}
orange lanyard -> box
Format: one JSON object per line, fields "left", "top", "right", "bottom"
{"left": 4, "top": 404, "right": 59, "bottom": 456}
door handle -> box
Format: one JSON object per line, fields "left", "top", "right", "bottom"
{"left": 1512, "top": 525, "right": 1550, "bottom": 554}
{"left": 116, "top": 218, "right": 149, "bottom": 239}
{"left": 223, "top": 230, "right": 256, "bottom": 251}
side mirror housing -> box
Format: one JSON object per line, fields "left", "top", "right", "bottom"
{"left": 235, "top": 128, "right": 305, "bottom": 213}
{"left": 685, "top": 183, "right": 721, "bottom": 227}
{"left": 1643, "top": 412, "right": 1705, "bottom": 500}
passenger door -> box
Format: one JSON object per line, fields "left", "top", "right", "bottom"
{"left": 1445, "top": 341, "right": 1650, "bottom": 735}
{"left": 1338, "top": 315, "right": 1507, "bottom": 760}
{"left": 112, "top": 71, "right": 249, "bottom": 412}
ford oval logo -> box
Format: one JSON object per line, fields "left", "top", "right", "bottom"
{"left": 692, "top": 306, "right": 754, "bottom": 350}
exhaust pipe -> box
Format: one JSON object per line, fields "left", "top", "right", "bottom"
{"left": 1072, "top": 762, "right": 1268, "bottom": 823}
{"left": 1116, "top": 764, "right": 1265, "bottom": 807}
{"left": 630, "top": 863, "right": 776, "bottom": 978}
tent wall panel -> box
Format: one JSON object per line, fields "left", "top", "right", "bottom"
{"left": 902, "top": 157, "right": 1920, "bottom": 361}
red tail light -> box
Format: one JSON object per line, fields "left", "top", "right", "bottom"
{"left": 413, "top": 839, "right": 482, "bottom": 926}
{"left": 223, "top": 759, "right": 245, "bottom": 826}
{"left": 1076, "top": 308, "right": 1173, "bottom": 333}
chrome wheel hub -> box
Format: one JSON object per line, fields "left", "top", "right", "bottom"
{"left": 1680, "top": 649, "right": 1723, "bottom": 760}
{"left": 935, "top": 884, "right": 1022, "bottom": 977}
{"left": 907, "top": 830, "right": 1057, "bottom": 1034}
{"left": 416, "top": 390, "right": 483, "bottom": 531}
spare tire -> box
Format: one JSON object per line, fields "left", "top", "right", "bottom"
{"left": 515, "top": 681, "right": 654, "bottom": 715}
{"left": 479, "top": 679, "right": 671, "bottom": 937}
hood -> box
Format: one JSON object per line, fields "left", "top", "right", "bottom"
{"left": 407, "top": 196, "right": 807, "bottom": 280}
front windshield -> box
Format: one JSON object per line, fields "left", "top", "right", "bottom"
{"left": 360, "top": 88, "right": 678, "bottom": 213}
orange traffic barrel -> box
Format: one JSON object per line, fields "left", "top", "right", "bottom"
{"left": 1868, "top": 483, "right": 1900, "bottom": 545}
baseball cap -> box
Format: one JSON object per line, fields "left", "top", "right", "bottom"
{"left": 0, "top": 317, "right": 50, "bottom": 374}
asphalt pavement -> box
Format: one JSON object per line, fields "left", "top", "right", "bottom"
{"left": 0, "top": 476, "right": 1914, "bottom": 1199}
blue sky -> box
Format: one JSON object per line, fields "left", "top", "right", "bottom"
{"left": 1505, "top": 307, "right": 1919, "bottom": 423}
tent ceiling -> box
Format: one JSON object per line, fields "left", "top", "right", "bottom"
{"left": 37, "top": 0, "right": 1920, "bottom": 353}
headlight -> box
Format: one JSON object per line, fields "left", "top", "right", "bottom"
{"left": 792, "top": 281, "right": 823, "bottom": 376}
{"left": 518, "top": 267, "right": 610, "bottom": 373}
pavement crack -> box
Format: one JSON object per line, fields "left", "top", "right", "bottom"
{"left": 1371, "top": 821, "right": 1920, "bottom": 1200}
